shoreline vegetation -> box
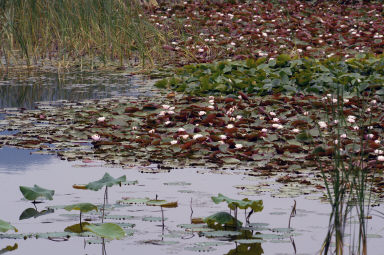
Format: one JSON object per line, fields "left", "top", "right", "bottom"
{"left": 0, "top": 0, "right": 383, "bottom": 74}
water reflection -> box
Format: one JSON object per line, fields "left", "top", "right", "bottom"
{"left": 0, "top": 71, "right": 157, "bottom": 109}
{"left": 0, "top": 147, "right": 51, "bottom": 173}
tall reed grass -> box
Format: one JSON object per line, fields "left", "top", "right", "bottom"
{"left": 0, "top": 0, "right": 164, "bottom": 70}
{"left": 316, "top": 87, "right": 376, "bottom": 255}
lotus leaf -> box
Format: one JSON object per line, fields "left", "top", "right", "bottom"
{"left": 64, "top": 222, "right": 91, "bottom": 233}
{"left": 84, "top": 223, "right": 126, "bottom": 240}
{"left": 64, "top": 203, "right": 98, "bottom": 213}
{"left": 146, "top": 200, "right": 178, "bottom": 208}
{"left": 211, "top": 194, "right": 263, "bottom": 212}
{"left": 19, "top": 185, "right": 54, "bottom": 201}
{"left": 0, "top": 220, "right": 17, "bottom": 233}
{"left": 85, "top": 173, "right": 126, "bottom": 191}
{"left": 204, "top": 212, "right": 242, "bottom": 228}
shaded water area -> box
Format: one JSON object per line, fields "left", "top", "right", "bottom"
{"left": 0, "top": 72, "right": 383, "bottom": 255}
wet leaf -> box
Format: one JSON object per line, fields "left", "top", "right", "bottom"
{"left": 85, "top": 173, "right": 126, "bottom": 191}
{"left": 84, "top": 223, "right": 126, "bottom": 240}
{"left": 19, "top": 185, "right": 54, "bottom": 201}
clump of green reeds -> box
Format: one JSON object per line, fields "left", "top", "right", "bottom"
{"left": 315, "top": 87, "right": 377, "bottom": 255}
{"left": 0, "top": 0, "right": 164, "bottom": 70}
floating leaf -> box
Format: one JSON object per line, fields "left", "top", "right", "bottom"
{"left": 19, "top": 185, "right": 54, "bottom": 201}
{"left": 64, "top": 223, "right": 91, "bottom": 233}
{"left": 84, "top": 223, "right": 126, "bottom": 240}
{"left": 211, "top": 194, "right": 263, "bottom": 212}
{"left": 85, "top": 173, "right": 126, "bottom": 191}
{"left": 0, "top": 220, "right": 17, "bottom": 233}
{"left": 204, "top": 212, "right": 242, "bottom": 228}
{"left": 64, "top": 203, "right": 98, "bottom": 213}
{"left": 146, "top": 200, "right": 178, "bottom": 208}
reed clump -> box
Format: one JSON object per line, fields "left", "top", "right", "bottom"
{"left": 0, "top": 0, "right": 164, "bottom": 70}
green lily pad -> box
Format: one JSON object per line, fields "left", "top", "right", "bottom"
{"left": 0, "top": 220, "right": 18, "bottom": 233}
{"left": 211, "top": 194, "right": 263, "bottom": 211}
{"left": 64, "top": 222, "right": 91, "bottom": 233}
{"left": 85, "top": 173, "right": 126, "bottom": 191}
{"left": 204, "top": 212, "right": 242, "bottom": 228}
{"left": 19, "top": 185, "right": 54, "bottom": 201}
{"left": 235, "top": 239, "right": 265, "bottom": 244}
{"left": 84, "top": 223, "right": 126, "bottom": 240}
{"left": 201, "top": 230, "right": 242, "bottom": 238}
{"left": 64, "top": 203, "right": 98, "bottom": 213}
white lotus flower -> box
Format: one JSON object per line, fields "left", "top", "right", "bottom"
{"left": 227, "top": 124, "right": 234, "bottom": 129}
{"left": 219, "top": 135, "right": 227, "bottom": 140}
{"left": 273, "top": 117, "right": 280, "bottom": 122}
{"left": 236, "top": 115, "right": 242, "bottom": 120}
{"left": 162, "top": 104, "right": 170, "bottom": 110}
{"left": 318, "top": 121, "right": 327, "bottom": 129}
{"left": 235, "top": 144, "right": 243, "bottom": 149}
{"left": 353, "top": 126, "right": 359, "bottom": 130}
{"left": 374, "top": 149, "right": 383, "bottom": 155}
{"left": 170, "top": 140, "right": 178, "bottom": 145}
{"left": 269, "top": 112, "right": 276, "bottom": 116}
{"left": 181, "top": 134, "right": 189, "bottom": 139}
{"left": 261, "top": 128, "right": 268, "bottom": 133}
{"left": 91, "top": 134, "right": 100, "bottom": 141}
{"left": 193, "top": 134, "right": 203, "bottom": 140}
{"left": 292, "top": 128, "right": 300, "bottom": 133}
{"left": 340, "top": 133, "right": 347, "bottom": 138}
{"left": 178, "top": 128, "right": 185, "bottom": 132}
{"left": 97, "top": 117, "right": 105, "bottom": 122}
{"left": 149, "top": 129, "right": 155, "bottom": 134}
{"left": 378, "top": 155, "right": 384, "bottom": 161}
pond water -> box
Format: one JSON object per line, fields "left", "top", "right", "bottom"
{"left": 0, "top": 72, "right": 383, "bottom": 255}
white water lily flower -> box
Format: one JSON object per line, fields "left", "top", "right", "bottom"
{"left": 209, "top": 96, "right": 215, "bottom": 100}
{"left": 332, "top": 98, "right": 338, "bottom": 103}
{"left": 371, "top": 100, "right": 377, "bottom": 105}
{"left": 218, "top": 140, "right": 225, "bottom": 145}
{"left": 272, "top": 118, "right": 280, "bottom": 122}
{"left": 318, "top": 121, "right": 327, "bottom": 129}
{"left": 165, "top": 121, "right": 171, "bottom": 125}
{"left": 149, "top": 129, "right": 155, "bottom": 134}
{"left": 167, "top": 110, "right": 175, "bottom": 115}
{"left": 178, "top": 128, "right": 185, "bottom": 132}
{"left": 378, "top": 155, "right": 384, "bottom": 161}
{"left": 261, "top": 128, "right": 268, "bottom": 133}
{"left": 158, "top": 111, "right": 166, "bottom": 116}
{"left": 209, "top": 99, "right": 215, "bottom": 105}
{"left": 368, "top": 134, "right": 374, "bottom": 139}
{"left": 170, "top": 140, "right": 178, "bottom": 145}
{"left": 132, "top": 126, "right": 137, "bottom": 130}
{"left": 334, "top": 120, "right": 339, "bottom": 124}
{"left": 353, "top": 126, "right": 359, "bottom": 130}
{"left": 181, "top": 134, "right": 189, "bottom": 139}
{"left": 259, "top": 116, "right": 265, "bottom": 120}
{"left": 91, "top": 134, "right": 100, "bottom": 141}
{"left": 340, "top": 133, "right": 347, "bottom": 138}
{"left": 292, "top": 128, "right": 300, "bottom": 133}
{"left": 374, "top": 149, "right": 383, "bottom": 155}
{"left": 199, "top": 111, "right": 206, "bottom": 116}
{"left": 236, "top": 115, "right": 242, "bottom": 120}
{"left": 230, "top": 117, "right": 236, "bottom": 122}
{"left": 303, "top": 111, "right": 309, "bottom": 116}
{"left": 227, "top": 124, "right": 234, "bottom": 129}
{"left": 193, "top": 134, "right": 203, "bottom": 140}
{"left": 97, "top": 117, "right": 105, "bottom": 122}
{"left": 334, "top": 140, "right": 338, "bottom": 144}
{"left": 375, "top": 139, "right": 381, "bottom": 144}
{"left": 219, "top": 135, "right": 227, "bottom": 140}
{"left": 208, "top": 105, "right": 214, "bottom": 109}
{"left": 343, "top": 99, "right": 349, "bottom": 103}
{"left": 347, "top": 115, "right": 356, "bottom": 123}
{"left": 235, "top": 144, "right": 243, "bottom": 149}
{"left": 162, "top": 104, "right": 170, "bottom": 110}
{"left": 272, "top": 124, "right": 283, "bottom": 129}
{"left": 269, "top": 112, "right": 276, "bottom": 116}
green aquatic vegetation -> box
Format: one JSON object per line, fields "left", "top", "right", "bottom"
{"left": 64, "top": 203, "right": 98, "bottom": 231}
{"left": 211, "top": 194, "right": 263, "bottom": 224}
{"left": 0, "top": 220, "right": 17, "bottom": 233}
{"left": 84, "top": 173, "right": 126, "bottom": 222}
{"left": 155, "top": 55, "right": 384, "bottom": 96}
{"left": 0, "top": 243, "right": 18, "bottom": 254}
{"left": 19, "top": 208, "right": 54, "bottom": 220}
{"left": 19, "top": 185, "right": 54, "bottom": 203}
{"left": 84, "top": 223, "right": 126, "bottom": 240}
{"left": 204, "top": 212, "right": 242, "bottom": 229}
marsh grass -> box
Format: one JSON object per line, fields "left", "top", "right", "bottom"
{"left": 317, "top": 87, "right": 375, "bottom": 255}
{"left": 0, "top": 0, "right": 164, "bottom": 70}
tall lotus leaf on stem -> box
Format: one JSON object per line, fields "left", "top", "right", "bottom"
{"left": 64, "top": 203, "right": 98, "bottom": 232}
{"left": 84, "top": 173, "right": 126, "bottom": 222}
{"left": 19, "top": 185, "right": 54, "bottom": 204}
{"left": 84, "top": 223, "right": 126, "bottom": 240}
{"left": 0, "top": 219, "right": 18, "bottom": 233}
{"left": 204, "top": 211, "right": 243, "bottom": 229}
{"left": 211, "top": 194, "right": 263, "bottom": 227}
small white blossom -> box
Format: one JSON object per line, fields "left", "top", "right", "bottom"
{"left": 159, "top": 111, "right": 166, "bottom": 116}
{"left": 269, "top": 112, "right": 276, "bottom": 116}
{"left": 181, "top": 134, "right": 189, "bottom": 139}
{"left": 334, "top": 140, "right": 338, "bottom": 144}
{"left": 368, "top": 134, "right": 374, "bottom": 139}
{"left": 91, "top": 134, "right": 100, "bottom": 141}
{"left": 97, "top": 117, "right": 105, "bottom": 122}
{"left": 347, "top": 115, "right": 356, "bottom": 123}
{"left": 292, "top": 128, "right": 300, "bottom": 133}
{"left": 149, "top": 129, "right": 155, "bottom": 134}
{"left": 227, "top": 124, "right": 234, "bottom": 129}
{"left": 303, "top": 111, "right": 309, "bottom": 116}
{"left": 374, "top": 149, "right": 383, "bottom": 155}
{"left": 218, "top": 140, "right": 225, "bottom": 145}
{"left": 375, "top": 139, "right": 381, "bottom": 144}
{"left": 170, "top": 140, "right": 178, "bottom": 145}
{"left": 259, "top": 116, "right": 265, "bottom": 120}
{"left": 167, "top": 110, "right": 175, "bottom": 115}
{"left": 272, "top": 123, "right": 283, "bottom": 129}
{"left": 235, "top": 144, "right": 243, "bottom": 149}
{"left": 332, "top": 98, "right": 338, "bottom": 103}
{"left": 273, "top": 118, "right": 280, "bottom": 122}
{"left": 371, "top": 100, "right": 377, "bottom": 105}
{"left": 219, "top": 135, "right": 227, "bottom": 140}
{"left": 162, "top": 104, "right": 170, "bottom": 110}
{"left": 334, "top": 120, "right": 339, "bottom": 124}
{"left": 193, "top": 134, "right": 203, "bottom": 140}
{"left": 236, "top": 115, "right": 242, "bottom": 120}
{"left": 377, "top": 155, "right": 384, "bottom": 161}
{"left": 353, "top": 126, "right": 359, "bottom": 130}
{"left": 318, "top": 121, "right": 327, "bottom": 129}
{"left": 165, "top": 121, "right": 171, "bottom": 125}
{"left": 208, "top": 105, "right": 214, "bottom": 109}
{"left": 343, "top": 99, "right": 349, "bottom": 103}
{"left": 340, "top": 133, "right": 347, "bottom": 138}
{"left": 178, "top": 128, "right": 185, "bottom": 132}
{"left": 199, "top": 111, "right": 206, "bottom": 116}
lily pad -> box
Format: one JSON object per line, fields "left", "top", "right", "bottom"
{"left": 84, "top": 223, "right": 126, "bottom": 240}
{"left": 19, "top": 185, "right": 54, "bottom": 201}
{"left": 211, "top": 194, "right": 263, "bottom": 211}
{"left": 204, "top": 212, "right": 242, "bottom": 228}
{"left": 85, "top": 173, "right": 126, "bottom": 191}
{"left": 64, "top": 203, "right": 98, "bottom": 213}
{"left": 0, "top": 220, "right": 17, "bottom": 233}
